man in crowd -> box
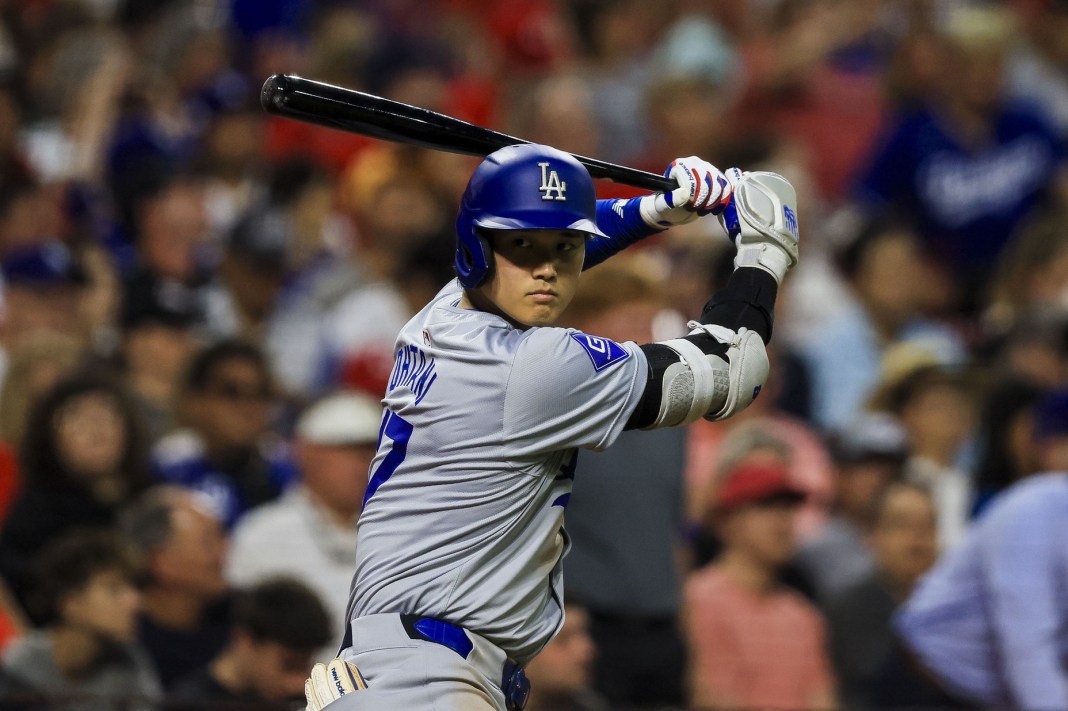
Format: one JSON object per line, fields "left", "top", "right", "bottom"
{"left": 0, "top": 529, "right": 161, "bottom": 710}
{"left": 227, "top": 390, "right": 382, "bottom": 658}
{"left": 170, "top": 577, "right": 332, "bottom": 707}
{"left": 523, "top": 599, "right": 606, "bottom": 711}
{"left": 120, "top": 486, "right": 232, "bottom": 688}
{"left": 827, "top": 482, "right": 944, "bottom": 710}
{"left": 684, "top": 457, "right": 837, "bottom": 710}
{"left": 795, "top": 413, "right": 910, "bottom": 602}
{"left": 895, "top": 469, "right": 1068, "bottom": 709}
{"left": 152, "top": 339, "right": 296, "bottom": 529}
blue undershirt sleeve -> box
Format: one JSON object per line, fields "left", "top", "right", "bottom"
{"left": 584, "top": 197, "right": 665, "bottom": 270}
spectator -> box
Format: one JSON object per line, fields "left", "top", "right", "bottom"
{"left": 0, "top": 331, "right": 84, "bottom": 520}
{"left": 567, "top": 0, "right": 662, "bottom": 165}
{"left": 560, "top": 256, "right": 687, "bottom": 709}
{"left": 869, "top": 358, "right": 978, "bottom": 551}
{"left": 523, "top": 600, "right": 607, "bottom": 711}
{"left": 970, "top": 377, "right": 1045, "bottom": 516}
{"left": 826, "top": 482, "right": 942, "bottom": 710}
{"left": 853, "top": 4, "right": 1066, "bottom": 315}
{"left": 17, "top": 26, "right": 131, "bottom": 184}
{"left": 170, "top": 577, "right": 331, "bottom": 708}
{"left": 0, "top": 530, "right": 161, "bottom": 711}
{"left": 152, "top": 339, "right": 296, "bottom": 528}
{"left": 982, "top": 207, "right": 1068, "bottom": 338}
{"left": 205, "top": 207, "right": 290, "bottom": 344}
{"left": 987, "top": 306, "right": 1068, "bottom": 390}
{"left": 0, "top": 372, "right": 150, "bottom": 615}
{"left": 226, "top": 391, "right": 382, "bottom": 659}
{"left": 1006, "top": 0, "right": 1068, "bottom": 136}
{"left": 326, "top": 150, "right": 455, "bottom": 395}
{"left": 895, "top": 472, "right": 1068, "bottom": 709}
{"left": 111, "top": 160, "right": 212, "bottom": 289}
{"left": 689, "top": 412, "right": 834, "bottom": 563}
{"left": 684, "top": 457, "right": 837, "bottom": 710}
{"left": 120, "top": 486, "right": 232, "bottom": 689}
{"left": 118, "top": 273, "right": 204, "bottom": 444}
{"left": 798, "top": 214, "right": 964, "bottom": 431}
{"left": 795, "top": 412, "right": 910, "bottom": 603}
{"left": 0, "top": 241, "right": 90, "bottom": 363}
{"left": 728, "top": 0, "right": 891, "bottom": 201}
{"left": 1032, "top": 388, "right": 1068, "bottom": 472}
{"left": 256, "top": 158, "right": 361, "bottom": 397}
{"left": 641, "top": 14, "right": 739, "bottom": 169}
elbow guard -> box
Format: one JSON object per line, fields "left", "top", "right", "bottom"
{"left": 635, "top": 323, "right": 769, "bottom": 429}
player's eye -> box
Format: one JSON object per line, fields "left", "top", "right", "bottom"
{"left": 512, "top": 237, "right": 532, "bottom": 248}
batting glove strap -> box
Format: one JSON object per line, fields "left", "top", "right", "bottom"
{"left": 725, "top": 170, "right": 799, "bottom": 285}
{"left": 639, "top": 156, "right": 733, "bottom": 229}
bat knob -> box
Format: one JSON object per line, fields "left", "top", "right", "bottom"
{"left": 260, "top": 74, "right": 294, "bottom": 113}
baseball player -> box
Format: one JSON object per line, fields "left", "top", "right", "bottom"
{"left": 304, "top": 143, "right": 800, "bottom": 711}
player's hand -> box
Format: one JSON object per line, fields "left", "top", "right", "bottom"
{"left": 305, "top": 659, "right": 367, "bottom": 711}
{"left": 721, "top": 168, "right": 800, "bottom": 284}
{"left": 639, "top": 157, "right": 733, "bottom": 228}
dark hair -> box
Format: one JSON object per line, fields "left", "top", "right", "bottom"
{"left": 866, "top": 481, "right": 934, "bottom": 533}
{"left": 19, "top": 370, "right": 150, "bottom": 493}
{"left": 836, "top": 213, "right": 918, "bottom": 281}
{"left": 29, "top": 528, "right": 141, "bottom": 625}
{"left": 268, "top": 158, "right": 330, "bottom": 207}
{"left": 974, "top": 378, "right": 1045, "bottom": 494}
{"left": 181, "top": 339, "right": 271, "bottom": 396}
{"left": 119, "top": 486, "right": 185, "bottom": 557}
{"left": 233, "top": 578, "right": 331, "bottom": 651}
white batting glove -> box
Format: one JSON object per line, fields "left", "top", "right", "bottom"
{"left": 720, "top": 167, "right": 799, "bottom": 285}
{"left": 639, "top": 156, "right": 733, "bottom": 228}
{"left": 305, "top": 659, "right": 367, "bottom": 711}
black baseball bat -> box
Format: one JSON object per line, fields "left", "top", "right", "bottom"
{"left": 260, "top": 74, "right": 675, "bottom": 193}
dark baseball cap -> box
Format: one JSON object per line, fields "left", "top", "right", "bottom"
{"left": 1, "top": 241, "right": 87, "bottom": 287}
{"left": 713, "top": 460, "right": 806, "bottom": 514}
{"left": 121, "top": 275, "right": 203, "bottom": 330}
{"left": 226, "top": 208, "right": 290, "bottom": 271}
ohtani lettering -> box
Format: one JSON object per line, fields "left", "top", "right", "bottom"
{"left": 388, "top": 344, "right": 438, "bottom": 404}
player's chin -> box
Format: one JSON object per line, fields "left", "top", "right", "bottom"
{"left": 516, "top": 302, "right": 564, "bottom": 327}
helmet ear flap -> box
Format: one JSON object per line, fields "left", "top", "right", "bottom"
{"left": 474, "top": 229, "right": 493, "bottom": 284}
{"left": 455, "top": 226, "right": 494, "bottom": 288}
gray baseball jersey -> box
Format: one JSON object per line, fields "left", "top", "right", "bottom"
{"left": 348, "top": 280, "right": 648, "bottom": 664}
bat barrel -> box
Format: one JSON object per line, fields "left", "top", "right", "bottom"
{"left": 261, "top": 74, "right": 675, "bottom": 193}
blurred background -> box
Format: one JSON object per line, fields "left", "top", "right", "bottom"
{"left": 0, "top": 0, "right": 1065, "bottom": 709}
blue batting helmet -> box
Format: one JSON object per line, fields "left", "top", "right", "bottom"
{"left": 454, "top": 144, "right": 607, "bottom": 288}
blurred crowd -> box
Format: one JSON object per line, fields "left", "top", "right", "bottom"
{"left": 0, "top": 0, "right": 1066, "bottom": 709}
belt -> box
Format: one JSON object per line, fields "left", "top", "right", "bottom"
{"left": 346, "top": 614, "right": 530, "bottom": 711}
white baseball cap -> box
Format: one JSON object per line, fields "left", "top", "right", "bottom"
{"left": 296, "top": 392, "right": 382, "bottom": 446}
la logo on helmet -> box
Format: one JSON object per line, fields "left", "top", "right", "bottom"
{"left": 538, "top": 162, "right": 567, "bottom": 201}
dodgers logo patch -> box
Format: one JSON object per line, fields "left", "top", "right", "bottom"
{"left": 538, "top": 162, "right": 567, "bottom": 201}
{"left": 571, "top": 333, "right": 630, "bottom": 372}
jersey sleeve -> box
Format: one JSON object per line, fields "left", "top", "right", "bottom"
{"left": 502, "top": 327, "right": 648, "bottom": 454}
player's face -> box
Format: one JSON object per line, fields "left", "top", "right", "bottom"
{"left": 472, "top": 230, "right": 585, "bottom": 327}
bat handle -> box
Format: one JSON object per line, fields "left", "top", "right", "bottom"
{"left": 576, "top": 157, "right": 676, "bottom": 193}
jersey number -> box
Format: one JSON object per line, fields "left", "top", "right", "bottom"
{"left": 363, "top": 411, "right": 413, "bottom": 506}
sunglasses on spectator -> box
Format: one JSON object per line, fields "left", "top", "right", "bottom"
{"left": 204, "top": 381, "right": 272, "bottom": 402}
